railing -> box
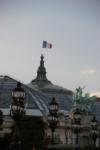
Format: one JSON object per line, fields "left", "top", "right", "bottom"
{"left": 48, "top": 144, "right": 100, "bottom": 150}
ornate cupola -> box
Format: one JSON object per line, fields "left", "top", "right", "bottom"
{"left": 36, "top": 54, "right": 47, "bottom": 80}
{"left": 31, "top": 54, "right": 52, "bottom": 87}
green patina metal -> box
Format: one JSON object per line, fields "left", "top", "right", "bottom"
{"left": 73, "top": 86, "right": 96, "bottom": 113}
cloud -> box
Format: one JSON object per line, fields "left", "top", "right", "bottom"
{"left": 80, "top": 69, "right": 97, "bottom": 75}
{"left": 90, "top": 92, "right": 100, "bottom": 97}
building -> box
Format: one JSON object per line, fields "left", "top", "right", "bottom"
{"left": 0, "top": 54, "right": 73, "bottom": 116}
{"left": 0, "top": 55, "right": 100, "bottom": 149}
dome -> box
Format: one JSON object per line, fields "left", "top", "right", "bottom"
{"left": 29, "top": 55, "right": 74, "bottom": 113}
{"left": 0, "top": 75, "right": 49, "bottom": 116}
{"left": 0, "top": 55, "right": 74, "bottom": 116}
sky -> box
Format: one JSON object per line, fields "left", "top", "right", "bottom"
{"left": 0, "top": 0, "right": 100, "bottom": 95}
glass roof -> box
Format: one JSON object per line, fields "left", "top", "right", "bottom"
{"left": 0, "top": 76, "right": 73, "bottom": 115}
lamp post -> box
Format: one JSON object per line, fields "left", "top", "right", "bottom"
{"left": 48, "top": 97, "right": 59, "bottom": 149}
{"left": 0, "top": 110, "right": 3, "bottom": 126}
{"left": 72, "top": 108, "right": 81, "bottom": 150}
{"left": 10, "top": 82, "right": 25, "bottom": 119}
{"left": 0, "top": 110, "right": 3, "bottom": 147}
{"left": 0, "top": 110, "right": 15, "bottom": 150}
{"left": 91, "top": 116, "right": 99, "bottom": 149}
{"left": 10, "top": 82, "right": 26, "bottom": 150}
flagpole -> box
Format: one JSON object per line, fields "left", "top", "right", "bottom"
{"left": 41, "top": 47, "right": 45, "bottom": 57}
{"left": 41, "top": 48, "right": 43, "bottom": 55}
{"left": 42, "top": 41, "right": 46, "bottom": 56}
{"left": 41, "top": 41, "right": 43, "bottom": 56}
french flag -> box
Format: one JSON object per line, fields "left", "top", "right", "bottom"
{"left": 42, "top": 41, "right": 52, "bottom": 48}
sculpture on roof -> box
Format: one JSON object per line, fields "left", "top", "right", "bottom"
{"left": 73, "top": 86, "right": 96, "bottom": 114}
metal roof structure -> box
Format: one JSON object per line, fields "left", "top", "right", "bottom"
{"left": 0, "top": 55, "right": 100, "bottom": 120}
{"left": 0, "top": 75, "right": 73, "bottom": 116}
{"left": 0, "top": 55, "right": 75, "bottom": 117}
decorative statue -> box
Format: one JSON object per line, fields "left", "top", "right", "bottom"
{"left": 73, "top": 86, "right": 96, "bottom": 114}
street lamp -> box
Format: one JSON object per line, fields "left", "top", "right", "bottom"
{"left": 10, "top": 82, "right": 25, "bottom": 119}
{"left": 0, "top": 110, "right": 4, "bottom": 149}
{"left": 10, "top": 82, "right": 26, "bottom": 150}
{"left": 0, "top": 110, "right": 7, "bottom": 149}
{"left": 49, "top": 97, "right": 58, "bottom": 115}
{"left": 0, "top": 110, "right": 3, "bottom": 126}
{"left": 72, "top": 108, "right": 81, "bottom": 150}
{"left": 91, "top": 115, "right": 99, "bottom": 148}
{"left": 48, "top": 97, "right": 59, "bottom": 147}
{"left": 0, "top": 110, "right": 3, "bottom": 142}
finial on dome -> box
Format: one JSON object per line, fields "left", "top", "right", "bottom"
{"left": 31, "top": 54, "right": 52, "bottom": 86}
{"left": 41, "top": 54, "right": 44, "bottom": 60}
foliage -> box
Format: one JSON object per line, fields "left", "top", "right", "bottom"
{"left": 73, "top": 86, "right": 96, "bottom": 113}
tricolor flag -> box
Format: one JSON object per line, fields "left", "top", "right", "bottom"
{"left": 42, "top": 41, "right": 52, "bottom": 48}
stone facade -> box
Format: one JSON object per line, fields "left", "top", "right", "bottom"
{"left": 46, "top": 113, "right": 100, "bottom": 148}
